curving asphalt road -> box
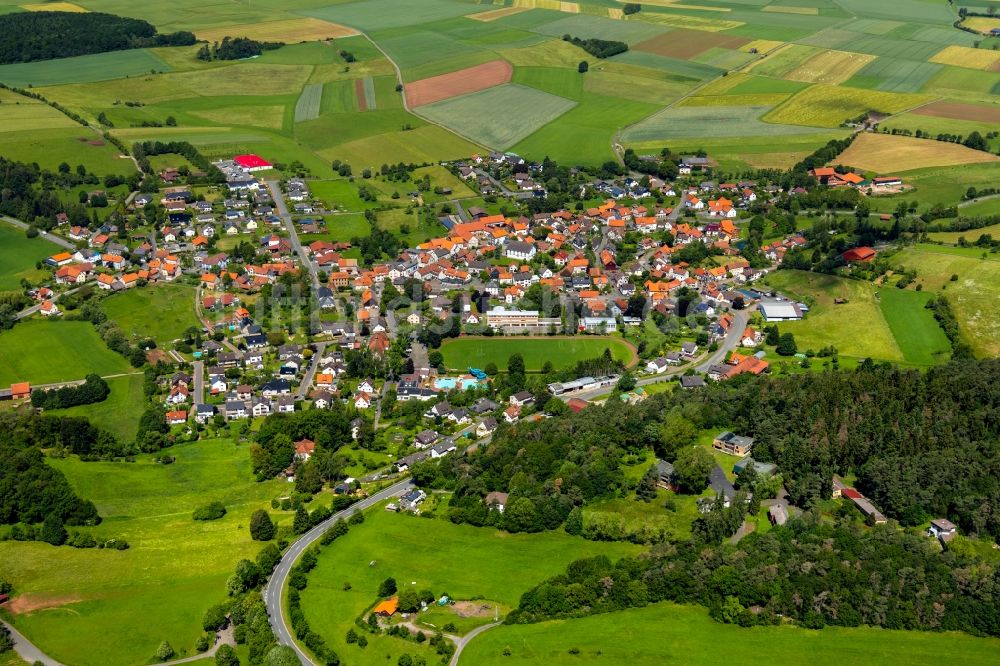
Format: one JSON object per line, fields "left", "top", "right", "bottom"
{"left": 448, "top": 621, "right": 502, "bottom": 666}
{"left": 263, "top": 479, "right": 415, "bottom": 665}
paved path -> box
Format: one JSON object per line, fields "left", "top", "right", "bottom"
{"left": 295, "top": 341, "right": 327, "bottom": 400}
{"left": 2, "top": 215, "right": 76, "bottom": 251}
{"left": 1, "top": 618, "right": 66, "bottom": 666}
{"left": 266, "top": 180, "right": 320, "bottom": 292}
{"left": 192, "top": 360, "right": 205, "bottom": 404}
{"left": 264, "top": 479, "right": 415, "bottom": 665}
{"left": 449, "top": 621, "right": 502, "bottom": 666}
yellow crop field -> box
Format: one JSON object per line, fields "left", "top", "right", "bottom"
{"left": 679, "top": 93, "right": 790, "bottom": 106}
{"left": 929, "top": 45, "right": 1000, "bottom": 71}
{"left": 741, "top": 39, "right": 784, "bottom": 53}
{"left": 513, "top": 0, "right": 580, "bottom": 12}
{"left": 629, "top": 12, "right": 742, "bottom": 31}
{"left": 836, "top": 133, "right": 999, "bottom": 173}
{"left": 195, "top": 18, "right": 357, "bottom": 44}
{"left": 761, "top": 4, "right": 818, "bottom": 14}
{"left": 784, "top": 50, "right": 876, "bottom": 85}
{"left": 500, "top": 40, "right": 588, "bottom": 68}
{"left": 962, "top": 17, "right": 1000, "bottom": 34}
{"left": 469, "top": 6, "right": 531, "bottom": 21}
{"left": 764, "top": 84, "right": 934, "bottom": 128}
{"left": 21, "top": 2, "right": 86, "bottom": 11}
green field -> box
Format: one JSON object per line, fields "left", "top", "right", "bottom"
{"left": 927, "top": 221, "right": 1000, "bottom": 244}
{"left": 440, "top": 336, "right": 637, "bottom": 372}
{"left": 0, "top": 49, "right": 172, "bottom": 87}
{"left": 760, "top": 270, "right": 904, "bottom": 363}
{"left": 0, "top": 222, "right": 59, "bottom": 290}
{"left": 295, "top": 83, "right": 324, "bottom": 121}
{"left": 299, "top": 507, "right": 642, "bottom": 666}
{"left": 622, "top": 105, "right": 825, "bottom": 143}
{"left": 0, "top": 320, "right": 131, "bottom": 386}
{"left": 459, "top": 602, "right": 1000, "bottom": 666}
{"left": 894, "top": 245, "right": 1000, "bottom": 358}
{"left": 50, "top": 373, "right": 145, "bottom": 442}
{"left": 417, "top": 84, "right": 577, "bottom": 150}
{"left": 846, "top": 57, "right": 943, "bottom": 93}
{"left": 101, "top": 284, "right": 200, "bottom": 344}
{"left": 877, "top": 288, "right": 951, "bottom": 365}
{"left": 2, "top": 439, "right": 288, "bottom": 666}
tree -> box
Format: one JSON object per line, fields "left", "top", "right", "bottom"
{"left": 578, "top": 60, "right": 589, "bottom": 73}
{"left": 256, "top": 543, "right": 281, "bottom": 573}
{"left": 41, "top": 512, "right": 67, "bottom": 546}
{"left": 504, "top": 497, "right": 540, "bottom": 532}
{"left": 617, "top": 373, "right": 636, "bottom": 392}
{"left": 623, "top": 3, "right": 641, "bottom": 14}
{"left": 264, "top": 645, "right": 300, "bottom": 666}
{"left": 293, "top": 506, "right": 312, "bottom": 534}
{"left": 0, "top": 624, "right": 13, "bottom": 654}
{"left": 674, "top": 447, "right": 713, "bottom": 494}
{"left": 249, "top": 509, "right": 275, "bottom": 541}
{"left": 776, "top": 332, "right": 797, "bottom": 356}
{"left": 378, "top": 577, "right": 397, "bottom": 597}
{"left": 155, "top": 641, "right": 175, "bottom": 661}
{"left": 636, "top": 465, "right": 659, "bottom": 502}
{"left": 215, "top": 644, "right": 240, "bottom": 666}
{"left": 397, "top": 587, "right": 422, "bottom": 612}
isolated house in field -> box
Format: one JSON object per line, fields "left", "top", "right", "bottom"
{"left": 713, "top": 431, "right": 754, "bottom": 456}
{"left": 841, "top": 246, "right": 877, "bottom": 264}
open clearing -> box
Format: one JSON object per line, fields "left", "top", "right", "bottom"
{"left": 837, "top": 133, "right": 999, "bottom": 173}
{"left": 460, "top": 602, "right": 1000, "bottom": 665}
{"left": 0, "top": 320, "right": 131, "bottom": 386}
{"left": 877, "top": 289, "right": 952, "bottom": 366}
{"left": 440, "top": 336, "right": 637, "bottom": 371}
{"left": 300, "top": 508, "right": 641, "bottom": 666}
{"left": 50, "top": 373, "right": 145, "bottom": 442}
{"left": 416, "top": 83, "right": 576, "bottom": 149}
{"left": 764, "top": 85, "right": 933, "bottom": 128}
{"left": 3, "top": 439, "right": 288, "bottom": 666}
{"left": 760, "top": 270, "right": 903, "bottom": 363}
{"left": 0, "top": 221, "right": 60, "bottom": 290}
{"left": 927, "top": 222, "right": 1000, "bottom": 245}
{"left": 406, "top": 60, "right": 513, "bottom": 107}
{"left": 101, "top": 283, "right": 200, "bottom": 345}
{"left": 894, "top": 245, "right": 1000, "bottom": 358}
{"left": 195, "top": 17, "right": 357, "bottom": 43}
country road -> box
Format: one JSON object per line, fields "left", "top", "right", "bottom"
{"left": 2, "top": 215, "right": 76, "bottom": 251}
{"left": 264, "top": 479, "right": 415, "bottom": 665}
{"left": 266, "top": 180, "right": 320, "bottom": 292}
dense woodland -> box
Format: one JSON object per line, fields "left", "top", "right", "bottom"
{"left": 510, "top": 516, "right": 1000, "bottom": 638}
{"left": 419, "top": 360, "right": 1000, "bottom": 539}
{"left": 196, "top": 36, "right": 283, "bottom": 61}
{"left": 562, "top": 35, "right": 628, "bottom": 58}
{"left": 0, "top": 11, "right": 194, "bottom": 64}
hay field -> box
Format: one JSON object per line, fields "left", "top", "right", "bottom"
{"left": 763, "top": 85, "right": 933, "bottom": 128}
{"left": 294, "top": 83, "right": 323, "bottom": 122}
{"left": 191, "top": 105, "right": 287, "bottom": 129}
{"left": 836, "top": 133, "right": 999, "bottom": 173}
{"left": 630, "top": 11, "right": 742, "bottom": 31}
{"left": 929, "top": 45, "right": 1000, "bottom": 71}
{"left": 0, "top": 99, "right": 77, "bottom": 132}
{"left": 469, "top": 6, "right": 532, "bottom": 22}
{"left": 195, "top": 17, "right": 357, "bottom": 43}
{"left": 962, "top": 17, "right": 1000, "bottom": 34}
{"left": 761, "top": 4, "right": 818, "bottom": 14}
{"left": 784, "top": 49, "right": 875, "bottom": 85}
{"left": 21, "top": 1, "right": 86, "bottom": 10}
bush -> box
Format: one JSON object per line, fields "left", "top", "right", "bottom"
{"left": 155, "top": 640, "right": 175, "bottom": 661}
{"left": 196, "top": 634, "right": 211, "bottom": 651}
{"left": 215, "top": 644, "right": 239, "bottom": 666}
{"left": 193, "top": 501, "right": 227, "bottom": 521}
{"left": 203, "top": 602, "right": 229, "bottom": 631}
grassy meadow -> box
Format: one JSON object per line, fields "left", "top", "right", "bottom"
{"left": 0, "top": 222, "right": 59, "bottom": 290}
{"left": 1, "top": 439, "right": 289, "bottom": 666}
{"left": 49, "top": 373, "right": 146, "bottom": 442}
{"left": 101, "top": 283, "right": 200, "bottom": 345}
{"left": 0, "top": 320, "right": 131, "bottom": 386}
{"left": 439, "top": 336, "right": 637, "bottom": 372}
{"left": 299, "top": 507, "right": 642, "bottom": 666}
{"left": 459, "top": 602, "right": 1000, "bottom": 666}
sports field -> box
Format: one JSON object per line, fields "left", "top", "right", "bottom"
{"left": 101, "top": 283, "right": 200, "bottom": 344}
{"left": 0, "top": 320, "right": 131, "bottom": 386}
{"left": 0, "top": 221, "right": 59, "bottom": 290}
{"left": 760, "top": 271, "right": 904, "bottom": 363}
{"left": 836, "top": 133, "right": 999, "bottom": 174}
{"left": 459, "top": 602, "right": 1000, "bottom": 665}
{"left": 299, "top": 507, "right": 641, "bottom": 666}
{"left": 416, "top": 83, "right": 576, "bottom": 149}
{"left": 439, "top": 336, "right": 637, "bottom": 371}
{"left": 894, "top": 245, "right": 1000, "bottom": 358}
{"left": 2, "top": 439, "right": 289, "bottom": 666}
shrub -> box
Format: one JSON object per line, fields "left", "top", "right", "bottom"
{"left": 193, "top": 501, "right": 227, "bottom": 521}
{"left": 203, "top": 602, "right": 229, "bottom": 631}
{"left": 155, "top": 640, "right": 175, "bottom": 661}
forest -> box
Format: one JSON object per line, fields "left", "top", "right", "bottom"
{"left": 416, "top": 359, "right": 1000, "bottom": 539}
{"left": 0, "top": 11, "right": 195, "bottom": 64}
{"left": 196, "top": 36, "right": 284, "bottom": 61}
{"left": 0, "top": 414, "right": 101, "bottom": 526}
{"left": 561, "top": 35, "right": 628, "bottom": 59}
{"left": 509, "top": 514, "right": 1000, "bottom": 638}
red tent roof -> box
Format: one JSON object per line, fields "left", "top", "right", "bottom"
{"left": 234, "top": 154, "right": 272, "bottom": 169}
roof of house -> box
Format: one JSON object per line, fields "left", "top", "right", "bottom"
{"left": 234, "top": 154, "right": 272, "bottom": 169}
{"left": 372, "top": 597, "right": 398, "bottom": 615}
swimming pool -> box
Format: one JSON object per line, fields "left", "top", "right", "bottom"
{"left": 434, "top": 376, "right": 482, "bottom": 391}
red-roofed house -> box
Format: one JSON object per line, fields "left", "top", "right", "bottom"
{"left": 842, "top": 246, "right": 876, "bottom": 263}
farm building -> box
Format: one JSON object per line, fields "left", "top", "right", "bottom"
{"left": 234, "top": 154, "right": 273, "bottom": 172}
{"left": 841, "top": 246, "right": 877, "bottom": 263}
{"left": 372, "top": 598, "right": 398, "bottom": 617}
{"left": 758, "top": 300, "right": 804, "bottom": 321}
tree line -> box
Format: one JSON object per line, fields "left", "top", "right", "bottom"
{"left": 196, "top": 36, "right": 284, "bottom": 62}
{"left": 0, "top": 11, "right": 194, "bottom": 64}
{"left": 30, "top": 374, "right": 110, "bottom": 410}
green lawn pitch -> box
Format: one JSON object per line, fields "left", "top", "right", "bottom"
{"left": 0, "top": 320, "right": 131, "bottom": 386}
{"left": 1, "top": 438, "right": 289, "bottom": 666}
{"left": 100, "top": 283, "right": 201, "bottom": 345}
{"left": 298, "top": 507, "right": 642, "bottom": 666}
{"left": 459, "top": 601, "right": 1000, "bottom": 665}
{"left": 439, "top": 336, "right": 637, "bottom": 372}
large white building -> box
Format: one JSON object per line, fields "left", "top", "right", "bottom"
{"left": 485, "top": 307, "right": 539, "bottom": 329}
{"left": 759, "top": 300, "right": 804, "bottom": 322}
